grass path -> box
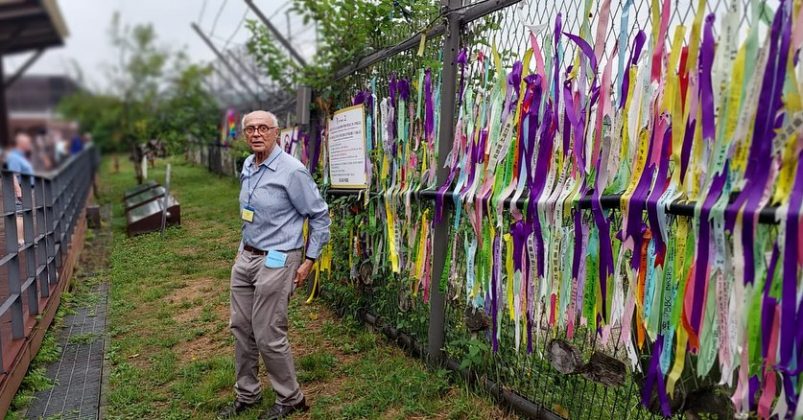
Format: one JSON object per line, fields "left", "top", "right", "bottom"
{"left": 101, "top": 156, "right": 510, "bottom": 419}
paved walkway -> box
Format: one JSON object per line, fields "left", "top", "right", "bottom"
{"left": 24, "top": 207, "right": 110, "bottom": 420}
{"left": 25, "top": 283, "right": 108, "bottom": 419}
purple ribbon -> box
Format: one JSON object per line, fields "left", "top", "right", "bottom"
{"left": 352, "top": 91, "right": 367, "bottom": 105}
{"left": 424, "top": 69, "right": 435, "bottom": 142}
{"left": 619, "top": 31, "right": 647, "bottom": 110}
{"left": 779, "top": 147, "right": 803, "bottom": 411}
{"left": 688, "top": 164, "right": 729, "bottom": 345}
{"left": 571, "top": 210, "right": 587, "bottom": 313}
{"left": 563, "top": 79, "right": 587, "bottom": 171}
{"left": 553, "top": 14, "right": 562, "bottom": 108}
{"left": 398, "top": 78, "right": 410, "bottom": 103}
{"left": 645, "top": 121, "right": 672, "bottom": 258}
{"left": 763, "top": 245, "right": 780, "bottom": 358}
{"left": 457, "top": 48, "right": 468, "bottom": 109}
{"left": 435, "top": 167, "right": 457, "bottom": 223}
{"left": 642, "top": 335, "right": 672, "bottom": 416}
{"left": 310, "top": 119, "right": 322, "bottom": 175}
{"left": 523, "top": 74, "right": 547, "bottom": 353}
{"left": 563, "top": 31, "right": 599, "bottom": 74}
{"left": 507, "top": 61, "right": 523, "bottom": 115}
{"left": 725, "top": 3, "right": 791, "bottom": 285}
{"left": 624, "top": 122, "right": 658, "bottom": 269}
{"left": 699, "top": 15, "right": 716, "bottom": 141}
{"left": 562, "top": 89, "right": 573, "bottom": 157}
{"left": 679, "top": 94, "right": 697, "bottom": 183}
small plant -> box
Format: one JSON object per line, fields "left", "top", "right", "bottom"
{"left": 457, "top": 338, "right": 490, "bottom": 372}
{"left": 68, "top": 332, "right": 99, "bottom": 345}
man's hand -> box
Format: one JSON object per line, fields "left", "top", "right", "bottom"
{"left": 295, "top": 259, "right": 314, "bottom": 287}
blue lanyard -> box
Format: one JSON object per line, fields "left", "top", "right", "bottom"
{"left": 246, "top": 164, "right": 268, "bottom": 206}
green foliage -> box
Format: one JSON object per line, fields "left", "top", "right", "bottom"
{"left": 246, "top": 0, "right": 440, "bottom": 95}
{"left": 454, "top": 337, "right": 490, "bottom": 372}
{"left": 58, "top": 13, "right": 219, "bottom": 154}
{"left": 58, "top": 93, "right": 126, "bottom": 151}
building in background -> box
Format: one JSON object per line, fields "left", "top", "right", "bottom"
{"left": 6, "top": 74, "right": 79, "bottom": 138}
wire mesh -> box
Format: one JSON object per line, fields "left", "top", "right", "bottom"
{"left": 323, "top": 0, "right": 787, "bottom": 418}
{"left": 443, "top": 0, "right": 782, "bottom": 418}
{"left": 321, "top": 32, "right": 446, "bottom": 348}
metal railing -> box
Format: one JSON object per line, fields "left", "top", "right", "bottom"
{"left": 0, "top": 145, "right": 99, "bottom": 415}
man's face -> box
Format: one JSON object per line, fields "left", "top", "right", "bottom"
{"left": 243, "top": 112, "right": 278, "bottom": 154}
{"left": 15, "top": 134, "right": 32, "bottom": 153}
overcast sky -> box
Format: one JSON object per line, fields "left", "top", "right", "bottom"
{"left": 4, "top": 0, "right": 317, "bottom": 91}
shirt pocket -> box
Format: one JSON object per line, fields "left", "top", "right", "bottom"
{"left": 252, "top": 182, "right": 289, "bottom": 216}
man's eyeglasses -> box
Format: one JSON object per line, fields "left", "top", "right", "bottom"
{"left": 244, "top": 125, "right": 277, "bottom": 135}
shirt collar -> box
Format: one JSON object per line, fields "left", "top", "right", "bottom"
{"left": 251, "top": 146, "right": 283, "bottom": 172}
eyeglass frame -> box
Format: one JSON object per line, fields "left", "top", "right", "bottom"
{"left": 244, "top": 125, "right": 278, "bottom": 136}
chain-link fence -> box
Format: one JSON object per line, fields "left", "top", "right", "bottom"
{"left": 315, "top": 0, "right": 794, "bottom": 418}
{"left": 320, "top": 12, "right": 447, "bottom": 351}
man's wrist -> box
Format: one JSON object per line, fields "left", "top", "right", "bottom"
{"left": 305, "top": 256, "right": 316, "bottom": 263}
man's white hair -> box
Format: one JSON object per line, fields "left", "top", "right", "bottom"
{"left": 241, "top": 110, "right": 278, "bottom": 130}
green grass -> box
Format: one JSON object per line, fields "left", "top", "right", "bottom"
{"left": 297, "top": 352, "right": 337, "bottom": 383}
{"left": 102, "top": 156, "right": 508, "bottom": 419}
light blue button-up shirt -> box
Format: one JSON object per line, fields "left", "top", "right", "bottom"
{"left": 6, "top": 149, "right": 33, "bottom": 175}
{"left": 239, "top": 146, "right": 330, "bottom": 259}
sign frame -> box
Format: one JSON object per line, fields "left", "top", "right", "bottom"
{"left": 327, "top": 104, "right": 368, "bottom": 189}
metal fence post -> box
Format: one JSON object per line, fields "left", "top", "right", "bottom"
{"left": 22, "top": 174, "right": 38, "bottom": 316}
{"left": 3, "top": 172, "right": 23, "bottom": 339}
{"left": 427, "top": 0, "right": 461, "bottom": 365}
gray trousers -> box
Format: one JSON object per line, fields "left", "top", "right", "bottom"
{"left": 230, "top": 248, "right": 304, "bottom": 406}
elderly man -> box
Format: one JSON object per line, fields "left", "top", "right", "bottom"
{"left": 218, "top": 111, "right": 330, "bottom": 420}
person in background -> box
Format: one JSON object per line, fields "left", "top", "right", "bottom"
{"left": 32, "top": 129, "right": 53, "bottom": 171}
{"left": 53, "top": 130, "right": 67, "bottom": 164}
{"left": 69, "top": 133, "right": 83, "bottom": 155}
{"left": 7, "top": 132, "right": 34, "bottom": 247}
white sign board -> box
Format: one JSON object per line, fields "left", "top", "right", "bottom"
{"left": 327, "top": 105, "right": 367, "bottom": 189}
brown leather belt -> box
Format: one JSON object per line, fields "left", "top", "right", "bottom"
{"left": 243, "top": 245, "right": 301, "bottom": 256}
{"left": 243, "top": 244, "right": 267, "bottom": 255}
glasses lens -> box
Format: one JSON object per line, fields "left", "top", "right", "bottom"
{"left": 258, "top": 125, "right": 271, "bottom": 134}
{"left": 245, "top": 126, "right": 255, "bottom": 135}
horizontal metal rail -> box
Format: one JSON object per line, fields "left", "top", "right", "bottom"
{"left": 325, "top": 187, "right": 780, "bottom": 224}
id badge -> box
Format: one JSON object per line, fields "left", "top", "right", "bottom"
{"left": 265, "top": 250, "right": 288, "bottom": 268}
{"left": 241, "top": 206, "right": 255, "bottom": 223}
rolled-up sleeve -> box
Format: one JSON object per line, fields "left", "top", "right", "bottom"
{"left": 287, "top": 167, "right": 331, "bottom": 259}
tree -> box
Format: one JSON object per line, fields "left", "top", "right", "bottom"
{"left": 58, "top": 13, "right": 220, "bottom": 153}
{"left": 245, "top": 0, "right": 440, "bottom": 95}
